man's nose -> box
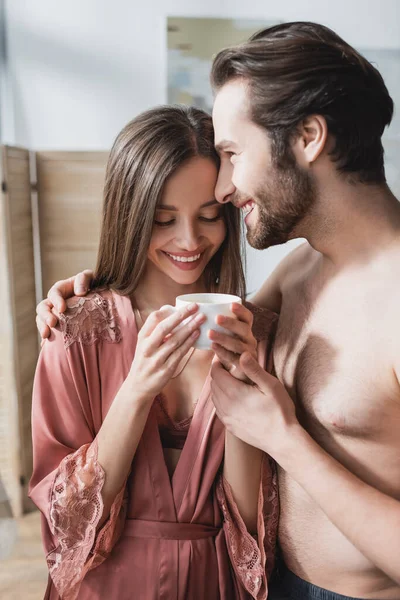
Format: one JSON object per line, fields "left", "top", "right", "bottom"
{"left": 215, "top": 164, "right": 236, "bottom": 204}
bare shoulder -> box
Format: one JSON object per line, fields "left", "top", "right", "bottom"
{"left": 59, "top": 289, "right": 122, "bottom": 349}
{"left": 251, "top": 242, "right": 314, "bottom": 312}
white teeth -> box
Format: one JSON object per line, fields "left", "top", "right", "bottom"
{"left": 242, "top": 202, "right": 255, "bottom": 217}
{"left": 166, "top": 252, "right": 201, "bottom": 263}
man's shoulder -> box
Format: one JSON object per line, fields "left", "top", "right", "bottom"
{"left": 58, "top": 289, "right": 122, "bottom": 349}
{"left": 278, "top": 241, "right": 316, "bottom": 284}
{"left": 250, "top": 242, "right": 315, "bottom": 313}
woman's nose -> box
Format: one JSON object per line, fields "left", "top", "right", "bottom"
{"left": 176, "top": 222, "right": 202, "bottom": 250}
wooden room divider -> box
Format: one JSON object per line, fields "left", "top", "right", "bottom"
{"left": 0, "top": 146, "right": 108, "bottom": 516}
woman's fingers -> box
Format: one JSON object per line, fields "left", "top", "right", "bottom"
{"left": 164, "top": 329, "right": 201, "bottom": 372}
{"left": 145, "top": 303, "right": 200, "bottom": 345}
{"left": 156, "top": 312, "right": 206, "bottom": 362}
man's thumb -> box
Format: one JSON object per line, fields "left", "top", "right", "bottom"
{"left": 240, "top": 352, "right": 272, "bottom": 391}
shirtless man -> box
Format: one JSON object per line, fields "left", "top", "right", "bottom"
{"left": 35, "top": 22, "right": 400, "bottom": 600}
{"left": 208, "top": 21, "right": 400, "bottom": 600}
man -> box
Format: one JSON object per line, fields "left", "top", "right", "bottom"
{"left": 209, "top": 21, "right": 400, "bottom": 600}
{"left": 36, "top": 22, "right": 400, "bottom": 600}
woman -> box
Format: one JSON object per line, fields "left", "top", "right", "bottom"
{"left": 30, "top": 105, "right": 278, "bottom": 600}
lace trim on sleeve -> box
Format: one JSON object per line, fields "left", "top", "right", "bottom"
{"left": 59, "top": 292, "right": 122, "bottom": 349}
{"left": 261, "top": 456, "right": 279, "bottom": 579}
{"left": 216, "top": 455, "right": 279, "bottom": 600}
{"left": 46, "top": 439, "right": 128, "bottom": 600}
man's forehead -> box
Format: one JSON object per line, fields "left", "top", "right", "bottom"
{"left": 212, "top": 80, "right": 250, "bottom": 138}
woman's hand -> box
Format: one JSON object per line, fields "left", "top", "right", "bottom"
{"left": 208, "top": 303, "right": 257, "bottom": 382}
{"left": 129, "top": 304, "right": 206, "bottom": 403}
{"left": 36, "top": 270, "right": 94, "bottom": 339}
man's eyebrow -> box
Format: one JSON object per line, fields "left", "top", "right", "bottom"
{"left": 215, "top": 140, "right": 237, "bottom": 154}
{"left": 157, "top": 199, "right": 219, "bottom": 211}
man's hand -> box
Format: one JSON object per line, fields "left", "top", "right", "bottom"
{"left": 210, "top": 352, "right": 300, "bottom": 458}
{"left": 36, "top": 269, "right": 94, "bottom": 339}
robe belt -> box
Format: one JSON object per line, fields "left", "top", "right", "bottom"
{"left": 123, "top": 519, "right": 220, "bottom": 540}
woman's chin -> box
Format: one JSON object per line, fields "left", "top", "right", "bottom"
{"left": 168, "top": 270, "right": 204, "bottom": 286}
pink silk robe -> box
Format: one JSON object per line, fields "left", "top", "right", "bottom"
{"left": 29, "top": 290, "right": 279, "bottom": 600}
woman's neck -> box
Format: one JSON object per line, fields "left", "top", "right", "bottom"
{"left": 132, "top": 262, "right": 207, "bottom": 315}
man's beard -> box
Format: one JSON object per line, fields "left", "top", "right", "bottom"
{"left": 238, "top": 159, "right": 316, "bottom": 250}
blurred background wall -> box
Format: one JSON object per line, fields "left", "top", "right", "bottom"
{"left": 3, "top": 0, "right": 400, "bottom": 292}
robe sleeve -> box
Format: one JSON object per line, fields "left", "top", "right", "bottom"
{"left": 28, "top": 294, "right": 127, "bottom": 600}
{"left": 216, "top": 302, "right": 280, "bottom": 600}
{"left": 216, "top": 456, "right": 279, "bottom": 600}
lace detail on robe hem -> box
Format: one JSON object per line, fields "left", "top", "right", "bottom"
{"left": 216, "top": 455, "right": 279, "bottom": 600}
{"left": 262, "top": 458, "right": 279, "bottom": 579}
{"left": 59, "top": 292, "right": 122, "bottom": 349}
{"left": 46, "top": 439, "right": 128, "bottom": 600}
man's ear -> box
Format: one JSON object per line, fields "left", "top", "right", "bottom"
{"left": 292, "top": 115, "right": 328, "bottom": 166}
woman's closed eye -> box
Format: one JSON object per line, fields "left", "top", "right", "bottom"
{"left": 199, "top": 210, "right": 222, "bottom": 223}
{"left": 154, "top": 210, "right": 222, "bottom": 227}
{"left": 154, "top": 218, "right": 175, "bottom": 227}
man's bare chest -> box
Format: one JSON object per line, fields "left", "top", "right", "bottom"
{"left": 273, "top": 287, "right": 397, "bottom": 439}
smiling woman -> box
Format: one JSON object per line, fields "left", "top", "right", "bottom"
{"left": 29, "top": 105, "right": 279, "bottom": 600}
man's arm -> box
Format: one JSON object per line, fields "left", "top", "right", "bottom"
{"left": 210, "top": 356, "right": 400, "bottom": 585}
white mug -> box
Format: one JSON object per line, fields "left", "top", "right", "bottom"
{"left": 175, "top": 293, "right": 242, "bottom": 350}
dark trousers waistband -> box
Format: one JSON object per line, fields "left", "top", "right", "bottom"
{"left": 270, "top": 565, "right": 369, "bottom": 600}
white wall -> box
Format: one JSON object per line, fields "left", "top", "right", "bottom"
{"left": 4, "top": 0, "right": 400, "bottom": 292}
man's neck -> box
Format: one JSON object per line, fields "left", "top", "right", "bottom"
{"left": 300, "top": 177, "right": 400, "bottom": 269}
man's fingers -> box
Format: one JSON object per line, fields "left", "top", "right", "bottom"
{"left": 74, "top": 270, "right": 93, "bottom": 295}
{"left": 37, "top": 298, "right": 53, "bottom": 320}
{"left": 36, "top": 315, "right": 50, "bottom": 340}
{"left": 239, "top": 352, "right": 275, "bottom": 391}
{"left": 47, "top": 281, "right": 70, "bottom": 313}
{"left": 211, "top": 358, "right": 246, "bottom": 395}
{"left": 211, "top": 343, "right": 236, "bottom": 371}
{"left": 47, "top": 270, "right": 93, "bottom": 311}
{"left": 210, "top": 364, "right": 228, "bottom": 407}
{"left": 210, "top": 359, "right": 226, "bottom": 389}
